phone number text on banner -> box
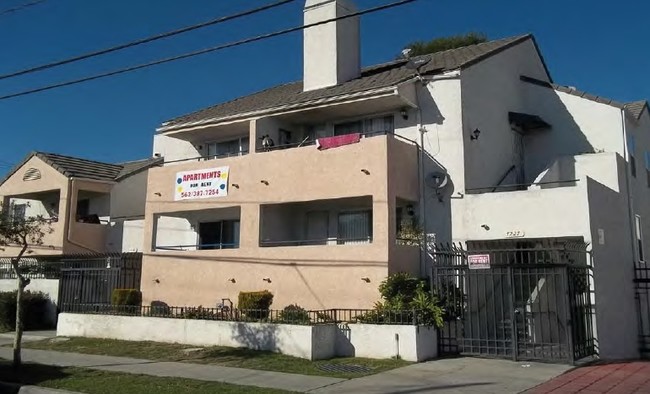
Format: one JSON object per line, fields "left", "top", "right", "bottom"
{"left": 174, "top": 166, "right": 229, "bottom": 201}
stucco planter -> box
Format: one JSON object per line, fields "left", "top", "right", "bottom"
{"left": 57, "top": 313, "right": 438, "bottom": 361}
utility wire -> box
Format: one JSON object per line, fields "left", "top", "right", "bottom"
{"left": 0, "top": 0, "right": 417, "bottom": 101}
{"left": 0, "top": 0, "right": 297, "bottom": 81}
{"left": 0, "top": 0, "right": 46, "bottom": 17}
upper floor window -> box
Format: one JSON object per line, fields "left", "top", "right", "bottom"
{"left": 206, "top": 136, "right": 249, "bottom": 159}
{"left": 333, "top": 115, "right": 394, "bottom": 137}
{"left": 645, "top": 152, "right": 650, "bottom": 188}
{"left": 635, "top": 215, "right": 644, "bottom": 263}
{"left": 628, "top": 135, "right": 636, "bottom": 177}
{"left": 11, "top": 204, "right": 26, "bottom": 223}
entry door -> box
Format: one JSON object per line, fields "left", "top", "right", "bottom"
{"left": 305, "top": 211, "right": 329, "bottom": 245}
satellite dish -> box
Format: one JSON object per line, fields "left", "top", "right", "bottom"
{"left": 405, "top": 57, "right": 430, "bottom": 70}
{"left": 425, "top": 171, "right": 449, "bottom": 189}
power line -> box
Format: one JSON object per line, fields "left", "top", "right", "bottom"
{"left": 0, "top": 0, "right": 297, "bottom": 81}
{"left": 0, "top": 0, "right": 418, "bottom": 101}
{"left": 0, "top": 0, "right": 46, "bottom": 17}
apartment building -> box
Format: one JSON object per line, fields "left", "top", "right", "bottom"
{"left": 0, "top": 151, "right": 161, "bottom": 256}
{"left": 141, "top": 0, "right": 649, "bottom": 359}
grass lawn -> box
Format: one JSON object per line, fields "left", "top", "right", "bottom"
{"left": 0, "top": 362, "right": 292, "bottom": 394}
{"left": 22, "top": 337, "right": 410, "bottom": 379}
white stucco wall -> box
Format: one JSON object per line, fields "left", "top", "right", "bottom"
{"left": 57, "top": 313, "right": 438, "bottom": 361}
{"left": 336, "top": 323, "right": 437, "bottom": 362}
{"left": 153, "top": 134, "right": 200, "bottom": 164}
{"left": 110, "top": 171, "right": 149, "bottom": 219}
{"left": 461, "top": 39, "right": 550, "bottom": 190}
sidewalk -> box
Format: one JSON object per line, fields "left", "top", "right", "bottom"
{"left": 0, "top": 345, "right": 572, "bottom": 393}
{"left": 0, "top": 347, "right": 344, "bottom": 392}
{"left": 526, "top": 360, "right": 650, "bottom": 393}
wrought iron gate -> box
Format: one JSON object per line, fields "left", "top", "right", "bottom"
{"left": 58, "top": 253, "right": 142, "bottom": 309}
{"left": 432, "top": 241, "right": 595, "bottom": 363}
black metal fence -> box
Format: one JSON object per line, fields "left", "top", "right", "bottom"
{"left": 59, "top": 303, "right": 421, "bottom": 326}
{"left": 431, "top": 241, "right": 595, "bottom": 364}
{"left": 635, "top": 263, "right": 650, "bottom": 358}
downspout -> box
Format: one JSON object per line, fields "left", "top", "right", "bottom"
{"left": 413, "top": 78, "right": 428, "bottom": 277}
{"left": 65, "top": 178, "right": 100, "bottom": 254}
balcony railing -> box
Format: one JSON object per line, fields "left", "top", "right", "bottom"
{"left": 259, "top": 237, "right": 373, "bottom": 247}
{"left": 164, "top": 150, "right": 249, "bottom": 165}
{"left": 155, "top": 242, "right": 239, "bottom": 251}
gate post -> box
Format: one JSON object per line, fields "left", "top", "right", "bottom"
{"left": 507, "top": 265, "right": 518, "bottom": 361}
{"left": 563, "top": 266, "right": 576, "bottom": 364}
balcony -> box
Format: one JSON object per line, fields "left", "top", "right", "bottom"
{"left": 147, "top": 133, "right": 418, "bottom": 208}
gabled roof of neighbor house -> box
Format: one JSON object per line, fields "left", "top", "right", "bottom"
{"left": 161, "top": 34, "right": 549, "bottom": 132}
{"left": 625, "top": 100, "right": 648, "bottom": 120}
{"left": 0, "top": 152, "right": 162, "bottom": 187}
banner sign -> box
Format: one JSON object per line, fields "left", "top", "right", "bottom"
{"left": 174, "top": 166, "right": 229, "bottom": 201}
{"left": 468, "top": 254, "right": 491, "bottom": 270}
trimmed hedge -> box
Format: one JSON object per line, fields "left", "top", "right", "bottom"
{"left": 111, "top": 289, "right": 142, "bottom": 306}
{"left": 0, "top": 290, "right": 52, "bottom": 331}
{"left": 238, "top": 290, "right": 273, "bottom": 319}
{"left": 279, "top": 304, "right": 310, "bottom": 324}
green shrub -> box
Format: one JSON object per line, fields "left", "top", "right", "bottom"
{"left": 0, "top": 290, "right": 52, "bottom": 331}
{"left": 111, "top": 289, "right": 142, "bottom": 306}
{"left": 279, "top": 304, "right": 310, "bottom": 324}
{"left": 238, "top": 290, "right": 274, "bottom": 320}
{"left": 180, "top": 305, "right": 215, "bottom": 320}
{"left": 357, "top": 273, "right": 444, "bottom": 328}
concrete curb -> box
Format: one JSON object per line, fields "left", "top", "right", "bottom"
{"left": 0, "top": 381, "right": 81, "bottom": 394}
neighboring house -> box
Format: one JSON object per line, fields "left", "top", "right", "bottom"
{"left": 140, "top": 0, "right": 648, "bottom": 360}
{"left": 0, "top": 151, "right": 161, "bottom": 256}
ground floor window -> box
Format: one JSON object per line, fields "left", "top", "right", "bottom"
{"left": 337, "top": 210, "right": 372, "bottom": 245}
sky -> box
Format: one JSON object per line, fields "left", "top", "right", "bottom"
{"left": 0, "top": 0, "right": 649, "bottom": 172}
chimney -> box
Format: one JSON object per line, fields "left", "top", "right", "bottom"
{"left": 303, "top": 0, "right": 360, "bottom": 91}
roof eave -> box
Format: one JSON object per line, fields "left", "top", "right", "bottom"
{"left": 157, "top": 85, "right": 401, "bottom": 134}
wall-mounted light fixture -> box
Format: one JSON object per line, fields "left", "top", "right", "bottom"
{"left": 263, "top": 277, "right": 272, "bottom": 283}
{"left": 470, "top": 128, "right": 481, "bottom": 141}
{"left": 153, "top": 278, "right": 160, "bottom": 284}
{"left": 361, "top": 277, "right": 371, "bottom": 283}
{"left": 406, "top": 204, "right": 415, "bottom": 216}
{"left": 361, "top": 169, "right": 370, "bottom": 175}
{"left": 400, "top": 108, "right": 409, "bottom": 120}
{"left": 154, "top": 192, "right": 162, "bottom": 196}
{"left": 231, "top": 183, "right": 240, "bottom": 189}
{"left": 260, "top": 180, "right": 269, "bottom": 186}
{"left": 228, "top": 278, "right": 236, "bottom": 283}
{"left": 481, "top": 224, "right": 490, "bottom": 231}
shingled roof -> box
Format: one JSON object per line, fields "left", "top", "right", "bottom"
{"left": 161, "top": 34, "right": 544, "bottom": 132}
{"left": 0, "top": 152, "right": 161, "bottom": 186}
{"left": 625, "top": 100, "right": 648, "bottom": 120}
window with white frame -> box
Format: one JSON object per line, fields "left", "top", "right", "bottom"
{"left": 205, "top": 136, "right": 249, "bottom": 159}
{"left": 628, "top": 135, "right": 637, "bottom": 177}
{"left": 636, "top": 215, "right": 644, "bottom": 262}
{"left": 337, "top": 210, "right": 373, "bottom": 245}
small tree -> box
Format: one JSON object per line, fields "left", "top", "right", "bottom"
{"left": 0, "top": 202, "right": 50, "bottom": 368}
{"left": 401, "top": 32, "right": 488, "bottom": 57}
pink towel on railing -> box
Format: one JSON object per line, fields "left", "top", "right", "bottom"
{"left": 316, "top": 133, "right": 361, "bottom": 150}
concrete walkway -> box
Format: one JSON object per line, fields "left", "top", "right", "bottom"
{"left": 312, "top": 357, "right": 571, "bottom": 394}
{"left": 0, "top": 344, "right": 573, "bottom": 393}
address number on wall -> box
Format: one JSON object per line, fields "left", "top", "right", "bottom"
{"left": 505, "top": 230, "right": 525, "bottom": 238}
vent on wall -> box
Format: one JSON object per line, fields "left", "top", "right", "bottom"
{"left": 23, "top": 168, "right": 41, "bottom": 181}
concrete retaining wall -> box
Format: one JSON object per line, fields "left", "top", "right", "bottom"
{"left": 57, "top": 313, "right": 438, "bottom": 361}
{"left": 0, "top": 279, "right": 59, "bottom": 327}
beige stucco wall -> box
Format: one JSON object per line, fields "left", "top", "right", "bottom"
{"left": 141, "top": 133, "right": 419, "bottom": 309}
{"left": 0, "top": 156, "right": 69, "bottom": 256}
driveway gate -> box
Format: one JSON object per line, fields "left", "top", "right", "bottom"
{"left": 432, "top": 241, "right": 595, "bottom": 363}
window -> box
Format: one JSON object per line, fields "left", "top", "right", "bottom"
{"left": 76, "top": 199, "right": 90, "bottom": 217}
{"left": 198, "top": 220, "right": 240, "bottom": 249}
{"left": 206, "top": 136, "right": 249, "bottom": 159}
{"left": 645, "top": 152, "right": 650, "bottom": 188}
{"left": 337, "top": 210, "right": 372, "bottom": 245}
{"left": 11, "top": 204, "right": 26, "bottom": 223}
{"left": 333, "top": 115, "right": 395, "bottom": 137}
{"left": 628, "top": 135, "right": 636, "bottom": 177}
{"left": 636, "top": 215, "right": 645, "bottom": 262}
